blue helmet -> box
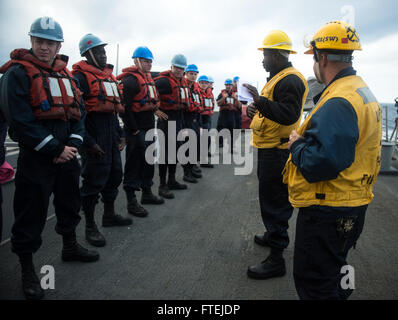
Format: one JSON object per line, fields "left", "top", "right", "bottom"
{"left": 185, "top": 64, "right": 199, "bottom": 73}
{"left": 171, "top": 54, "right": 187, "bottom": 69}
{"left": 225, "top": 79, "right": 233, "bottom": 85}
{"left": 233, "top": 76, "right": 240, "bottom": 82}
{"left": 132, "top": 46, "right": 154, "bottom": 61}
{"left": 79, "top": 34, "right": 107, "bottom": 56}
{"left": 207, "top": 76, "right": 214, "bottom": 83}
{"left": 198, "top": 75, "right": 209, "bottom": 83}
{"left": 28, "top": 16, "right": 64, "bottom": 42}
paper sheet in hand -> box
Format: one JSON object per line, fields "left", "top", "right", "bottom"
{"left": 237, "top": 80, "right": 254, "bottom": 103}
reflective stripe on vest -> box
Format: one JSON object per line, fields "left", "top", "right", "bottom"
{"left": 148, "top": 85, "right": 156, "bottom": 99}
{"left": 193, "top": 92, "right": 201, "bottom": 105}
{"left": 250, "top": 67, "right": 308, "bottom": 149}
{"left": 103, "top": 81, "right": 119, "bottom": 97}
{"left": 283, "top": 75, "right": 382, "bottom": 208}
{"left": 226, "top": 97, "right": 234, "bottom": 104}
{"left": 204, "top": 98, "right": 213, "bottom": 107}
{"left": 180, "top": 87, "right": 189, "bottom": 100}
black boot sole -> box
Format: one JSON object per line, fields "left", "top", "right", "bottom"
{"left": 102, "top": 220, "right": 133, "bottom": 228}
{"left": 159, "top": 192, "right": 175, "bottom": 199}
{"left": 128, "top": 211, "right": 148, "bottom": 218}
{"left": 141, "top": 199, "right": 165, "bottom": 205}
{"left": 86, "top": 237, "right": 106, "bottom": 247}
{"left": 247, "top": 268, "right": 286, "bottom": 280}
{"left": 23, "top": 288, "right": 45, "bottom": 300}
{"left": 62, "top": 253, "right": 100, "bottom": 263}
{"left": 183, "top": 177, "right": 198, "bottom": 184}
{"left": 167, "top": 185, "right": 188, "bottom": 190}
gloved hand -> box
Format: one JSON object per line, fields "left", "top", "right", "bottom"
{"left": 87, "top": 144, "right": 105, "bottom": 158}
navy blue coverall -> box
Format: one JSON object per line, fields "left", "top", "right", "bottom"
{"left": 73, "top": 72, "right": 124, "bottom": 212}
{"left": 154, "top": 77, "right": 185, "bottom": 185}
{"left": 119, "top": 75, "right": 156, "bottom": 192}
{"left": 2, "top": 63, "right": 85, "bottom": 254}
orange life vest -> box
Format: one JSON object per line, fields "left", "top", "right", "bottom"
{"left": 154, "top": 70, "right": 190, "bottom": 111}
{"left": 72, "top": 60, "right": 124, "bottom": 114}
{"left": 186, "top": 81, "right": 203, "bottom": 113}
{"left": 117, "top": 66, "right": 159, "bottom": 113}
{"left": 218, "top": 89, "right": 238, "bottom": 112}
{"left": 201, "top": 87, "right": 215, "bottom": 116}
{"left": 0, "top": 49, "right": 82, "bottom": 121}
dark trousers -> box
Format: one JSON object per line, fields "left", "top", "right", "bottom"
{"left": 217, "top": 110, "right": 236, "bottom": 150}
{"left": 257, "top": 148, "right": 293, "bottom": 251}
{"left": 11, "top": 149, "right": 81, "bottom": 254}
{"left": 123, "top": 128, "right": 155, "bottom": 192}
{"left": 183, "top": 112, "right": 201, "bottom": 163}
{"left": 157, "top": 110, "right": 183, "bottom": 184}
{"left": 234, "top": 110, "right": 242, "bottom": 129}
{"left": 293, "top": 205, "right": 367, "bottom": 300}
{"left": 201, "top": 115, "right": 212, "bottom": 157}
{"left": 80, "top": 121, "right": 123, "bottom": 211}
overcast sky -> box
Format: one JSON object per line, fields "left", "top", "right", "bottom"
{"left": 0, "top": 0, "right": 397, "bottom": 103}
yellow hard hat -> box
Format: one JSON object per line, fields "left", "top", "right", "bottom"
{"left": 305, "top": 21, "right": 362, "bottom": 54}
{"left": 258, "top": 30, "right": 297, "bottom": 54}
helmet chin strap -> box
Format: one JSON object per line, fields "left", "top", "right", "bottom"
{"left": 137, "top": 58, "right": 144, "bottom": 72}
{"left": 88, "top": 49, "right": 100, "bottom": 68}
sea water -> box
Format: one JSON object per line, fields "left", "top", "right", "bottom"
{"left": 381, "top": 103, "right": 398, "bottom": 142}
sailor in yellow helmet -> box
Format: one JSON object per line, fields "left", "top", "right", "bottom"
{"left": 284, "top": 21, "right": 382, "bottom": 299}
{"left": 244, "top": 30, "right": 308, "bottom": 280}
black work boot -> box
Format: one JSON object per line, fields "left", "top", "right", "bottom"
{"left": 168, "top": 174, "right": 188, "bottom": 190}
{"left": 254, "top": 233, "right": 270, "bottom": 247}
{"left": 190, "top": 165, "right": 202, "bottom": 179}
{"left": 102, "top": 202, "right": 133, "bottom": 227}
{"left": 84, "top": 208, "right": 106, "bottom": 247}
{"left": 18, "top": 253, "right": 44, "bottom": 300}
{"left": 183, "top": 165, "right": 198, "bottom": 184}
{"left": 86, "top": 222, "right": 106, "bottom": 247}
{"left": 126, "top": 191, "right": 148, "bottom": 217}
{"left": 192, "top": 164, "right": 202, "bottom": 174}
{"left": 141, "top": 187, "right": 165, "bottom": 205}
{"left": 62, "top": 232, "right": 100, "bottom": 262}
{"left": 247, "top": 251, "right": 286, "bottom": 280}
{"left": 159, "top": 184, "right": 175, "bottom": 199}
